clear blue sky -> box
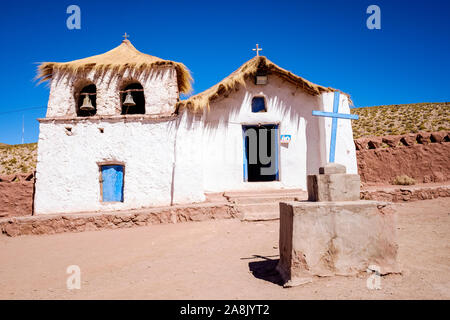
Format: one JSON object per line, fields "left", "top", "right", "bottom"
{"left": 0, "top": 0, "right": 449, "bottom": 144}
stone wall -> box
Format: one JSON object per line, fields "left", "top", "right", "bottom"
{"left": 0, "top": 173, "right": 34, "bottom": 218}
{"left": 360, "top": 185, "right": 450, "bottom": 202}
{"left": 355, "top": 131, "right": 450, "bottom": 184}
{"left": 0, "top": 202, "right": 236, "bottom": 237}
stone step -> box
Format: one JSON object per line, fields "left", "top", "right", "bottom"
{"left": 224, "top": 188, "right": 305, "bottom": 198}
{"left": 236, "top": 203, "right": 281, "bottom": 221}
{"left": 225, "top": 189, "right": 306, "bottom": 204}
{"left": 206, "top": 189, "right": 307, "bottom": 221}
{"left": 227, "top": 194, "right": 304, "bottom": 204}
{"left": 204, "top": 192, "right": 228, "bottom": 203}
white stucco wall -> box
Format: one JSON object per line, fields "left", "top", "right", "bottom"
{"left": 176, "top": 76, "right": 357, "bottom": 193}
{"left": 319, "top": 92, "right": 358, "bottom": 174}
{"left": 185, "top": 76, "right": 326, "bottom": 192}
{"left": 35, "top": 69, "right": 357, "bottom": 215}
{"left": 171, "top": 113, "right": 206, "bottom": 204}
{"left": 34, "top": 119, "right": 181, "bottom": 214}
{"left": 46, "top": 67, "right": 179, "bottom": 117}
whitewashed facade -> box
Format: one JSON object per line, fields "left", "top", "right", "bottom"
{"left": 34, "top": 42, "right": 357, "bottom": 215}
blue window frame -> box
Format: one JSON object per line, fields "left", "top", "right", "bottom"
{"left": 251, "top": 97, "right": 266, "bottom": 113}
{"left": 101, "top": 165, "right": 124, "bottom": 202}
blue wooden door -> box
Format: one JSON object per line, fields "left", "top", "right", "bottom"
{"left": 101, "top": 165, "right": 124, "bottom": 202}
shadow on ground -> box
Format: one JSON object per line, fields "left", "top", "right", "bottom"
{"left": 244, "top": 255, "right": 284, "bottom": 286}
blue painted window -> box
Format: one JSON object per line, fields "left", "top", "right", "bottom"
{"left": 251, "top": 97, "right": 266, "bottom": 113}
{"left": 101, "top": 165, "right": 124, "bottom": 202}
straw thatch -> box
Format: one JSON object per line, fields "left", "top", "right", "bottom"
{"left": 37, "top": 40, "right": 192, "bottom": 94}
{"left": 177, "top": 56, "right": 349, "bottom": 112}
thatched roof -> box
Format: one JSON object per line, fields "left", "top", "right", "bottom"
{"left": 37, "top": 40, "right": 192, "bottom": 94}
{"left": 177, "top": 56, "right": 349, "bottom": 112}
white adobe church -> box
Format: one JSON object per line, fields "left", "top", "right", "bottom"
{"left": 34, "top": 38, "right": 357, "bottom": 215}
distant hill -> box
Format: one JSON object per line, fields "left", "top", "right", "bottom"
{"left": 0, "top": 143, "right": 37, "bottom": 175}
{"left": 351, "top": 102, "right": 450, "bottom": 139}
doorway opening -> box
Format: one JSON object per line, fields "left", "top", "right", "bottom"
{"left": 242, "top": 124, "right": 279, "bottom": 182}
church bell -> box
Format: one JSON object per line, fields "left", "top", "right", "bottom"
{"left": 80, "top": 94, "right": 95, "bottom": 111}
{"left": 123, "top": 91, "right": 136, "bottom": 107}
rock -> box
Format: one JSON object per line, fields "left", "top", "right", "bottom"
{"left": 1, "top": 174, "right": 17, "bottom": 183}
{"left": 430, "top": 131, "right": 446, "bottom": 143}
{"left": 367, "top": 137, "right": 382, "bottom": 149}
{"left": 4, "top": 222, "right": 20, "bottom": 237}
{"left": 382, "top": 136, "right": 401, "bottom": 147}
{"left": 354, "top": 139, "right": 368, "bottom": 150}
{"left": 25, "top": 172, "right": 35, "bottom": 181}
{"left": 416, "top": 132, "right": 431, "bottom": 144}
{"left": 399, "top": 133, "right": 417, "bottom": 146}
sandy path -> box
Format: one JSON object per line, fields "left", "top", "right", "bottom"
{"left": 0, "top": 198, "right": 449, "bottom": 299}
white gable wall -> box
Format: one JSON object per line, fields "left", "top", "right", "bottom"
{"left": 197, "top": 76, "right": 325, "bottom": 192}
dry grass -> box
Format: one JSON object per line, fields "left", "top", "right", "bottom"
{"left": 177, "top": 56, "right": 345, "bottom": 112}
{"left": 351, "top": 102, "right": 450, "bottom": 139}
{"left": 0, "top": 143, "right": 37, "bottom": 175}
{"left": 37, "top": 40, "right": 192, "bottom": 94}
{"left": 393, "top": 175, "right": 416, "bottom": 186}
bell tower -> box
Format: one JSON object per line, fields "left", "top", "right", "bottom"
{"left": 34, "top": 39, "right": 193, "bottom": 215}
{"left": 38, "top": 38, "right": 192, "bottom": 118}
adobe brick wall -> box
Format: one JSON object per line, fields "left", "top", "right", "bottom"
{"left": 0, "top": 173, "right": 34, "bottom": 218}
{"left": 360, "top": 185, "right": 450, "bottom": 202}
{"left": 355, "top": 131, "right": 450, "bottom": 184}
{"left": 0, "top": 203, "right": 237, "bottom": 237}
{"left": 0, "top": 131, "right": 449, "bottom": 219}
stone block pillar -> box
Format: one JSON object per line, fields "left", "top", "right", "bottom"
{"left": 277, "top": 163, "right": 399, "bottom": 287}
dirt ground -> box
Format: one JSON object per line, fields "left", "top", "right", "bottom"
{"left": 0, "top": 198, "right": 449, "bottom": 300}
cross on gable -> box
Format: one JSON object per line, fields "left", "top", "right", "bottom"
{"left": 312, "top": 91, "right": 359, "bottom": 163}
{"left": 252, "top": 44, "right": 262, "bottom": 56}
{"left": 122, "top": 32, "right": 129, "bottom": 41}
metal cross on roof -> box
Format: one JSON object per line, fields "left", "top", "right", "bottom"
{"left": 312, "top": 91, "right": 359, "bottom": 163}
{"left": 122, "top": 32, "right": 130, "bottom": 40}
{"left": 252, "top": 44, "right": 262, "bottom": 56}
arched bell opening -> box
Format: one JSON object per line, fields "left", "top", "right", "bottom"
{"left": 76, "top": 84, "right": 97, "bottom": 117}
{"left": 120, "top": 82, "right": 145, "bottom": 115}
